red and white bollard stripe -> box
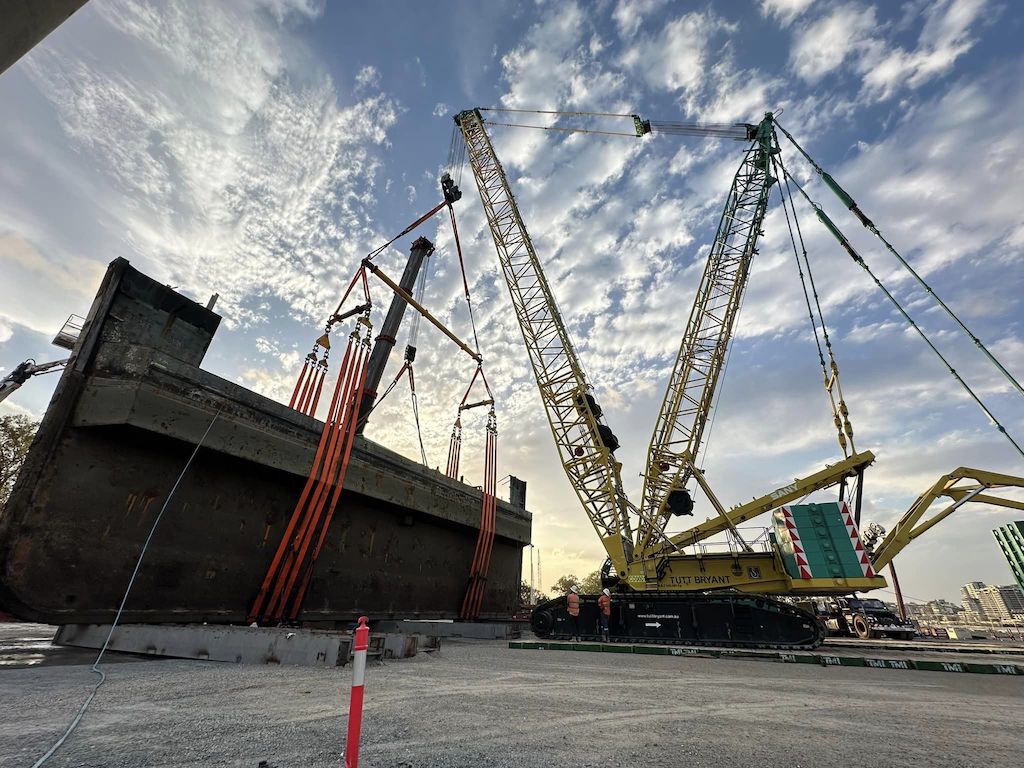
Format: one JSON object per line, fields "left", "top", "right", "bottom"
{"left": 344, "top": 616, "right": 370, "bottom": 768}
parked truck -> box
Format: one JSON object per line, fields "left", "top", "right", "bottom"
{"left": 802, "top": 597, "right": 917, "bottom": 640}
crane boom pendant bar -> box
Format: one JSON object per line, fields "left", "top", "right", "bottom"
{"left": 784, "top": 172, "right": 1024, "bottom": 462}
{"left": 455, "top": 108, "right": 634, "bottom": 568}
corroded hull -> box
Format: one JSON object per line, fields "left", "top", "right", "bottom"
{"left": 0, "top": 259, "right": 531, "bottom": 624}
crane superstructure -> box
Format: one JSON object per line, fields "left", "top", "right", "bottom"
{"left": 453, "top": 107, "right": 1024, "bottom": 648}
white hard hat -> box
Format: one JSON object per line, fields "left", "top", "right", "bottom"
{"left": 602, "top": 588, "right": 610, "bottom": 596}
{"left": 570, "top": 585, "right": 579, "bottom": 593}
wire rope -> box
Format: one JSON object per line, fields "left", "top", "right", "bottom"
{"left": 410, "top": 386, "right": 429, "bottom": 466}
{"left": 776, "top": 120, "right": 1024, "bottom": 401}
{"left": 31, "top": 410, "right": 221, "bottom": 768}
{"left": 785, "top": 170, "right": 1024, "bottom": 461}
{"left": 447, "top": 203, "right": 481, "bottom": 354}
{"left": 770, "top": 146, "right": 856, "bottom": 457}
{"left": 481, "top": 120, "right": 641, "bottom": 138}
{"left": 480, "top": 107, "right": 637, "bottom": 118}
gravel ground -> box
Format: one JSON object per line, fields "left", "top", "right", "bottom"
{"left": 2, "top": 637, "right": 1023, "bottom": 768}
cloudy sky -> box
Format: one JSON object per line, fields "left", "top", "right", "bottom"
{"left": 1, "top": 0, "right": 1022, "bottom": 603}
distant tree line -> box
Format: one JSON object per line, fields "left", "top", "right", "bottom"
{"left": 520, "top": 568, "right": 603, "bottom": 605}
{"left": 1, "top": 415, "right": 38, "bottom": 510}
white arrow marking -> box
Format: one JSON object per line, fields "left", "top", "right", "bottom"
{"left": 645, "top": 622, "right": 662, "bottom": 628}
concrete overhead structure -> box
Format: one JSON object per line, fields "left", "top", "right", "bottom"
{"left": 1, "top": 0, "right": 89, "bottom": 75}
{"left": 0, "top": 258, "right": 531, "bottom": 625}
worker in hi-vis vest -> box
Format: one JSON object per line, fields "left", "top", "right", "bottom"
{"left": 598, "top": 588, "right": 612, "bottom": 642}
{"left": 566, "top": 585, "right": 581, "bottom": 641}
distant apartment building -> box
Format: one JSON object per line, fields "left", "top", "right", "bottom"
{"left": 905, "top": 599, "right": 963, "bottom": 622}
{"left": 960, "top": 581, "right": 987, "bottom": 623}
{"left": 993, "top": 521, "right": 1024, "bottom": 592}
{"left": 961, "top": 580, "right": 1024, "bottom": 623}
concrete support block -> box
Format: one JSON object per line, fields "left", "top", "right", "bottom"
{"left": 373, "top": 620, "right": 521, "bottom": 639}
{"left": 53, "top": 623, "right": 435, "bottom": 667}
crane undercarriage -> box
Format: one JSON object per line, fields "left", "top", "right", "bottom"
{"left": 531, "top": 592, "right": 823, "bottom": 649}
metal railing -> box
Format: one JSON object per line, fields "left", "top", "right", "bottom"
{"left": 52, "top": 314, "right": 85, "bottom": 350}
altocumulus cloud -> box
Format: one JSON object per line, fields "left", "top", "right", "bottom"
{"left": 6, "top": 0, "right": 398, "bottom": 334}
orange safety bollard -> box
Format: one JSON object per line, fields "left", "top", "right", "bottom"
{"left": 344, "top": 616, "right": 370, "bottom": 768}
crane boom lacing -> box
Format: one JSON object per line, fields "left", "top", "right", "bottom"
{"left": 454, "top": 108, "right": 634, "bottom": 564}
{"left": 635, "top": 114, "right": 778, "bottom": 556}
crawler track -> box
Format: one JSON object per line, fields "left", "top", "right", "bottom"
{"left": 531, "top": 592, "right": 824, "bottom": 650}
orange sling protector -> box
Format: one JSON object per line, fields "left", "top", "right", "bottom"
{"left": 452, "top": 366, "right": 498, "bottom": 620}
{"left": 249, "top": 269, "right": 373, "bottom": 623}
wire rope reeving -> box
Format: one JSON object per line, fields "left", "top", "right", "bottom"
{"left": 31, "top": 409, "right": 221, "bottom": 768}
{"left": 450, "top": 126, "right": 462, "bottom": 177}
{"left": 407, "top": 248, "right": 432, "bottom": 348}
{"left": 447, "top": 125, "right": 468, "bottom": 188}
{"left": 770, "top": 144, "right": 854, "bottom": 456}
{"left": 409, "top": 379, "right": 429, "bottom": 466}
{"left": 445, "top": 126, "right": 467, "bottom": 188}
{"left": 448, "top": 202, "right": 481, "bottom": 354}
{"left": 355, "top": 360, "right": 407, "bottom": 430}
{"left": 785, "top": 170, "right": 1024, "bottom": 461}
{"left": 776, "top": 120, "right": 1024, "bottom": 402}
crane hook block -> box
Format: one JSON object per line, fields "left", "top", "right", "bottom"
{"left": 441, "top": 172, "right": 462, "bottom": 204}
{"left": 667, "top": 488, "right": 694, "bottom": 517}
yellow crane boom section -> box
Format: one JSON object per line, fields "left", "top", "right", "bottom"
{"left": 870, "top": 467, "right": 1024, "bottom": 571}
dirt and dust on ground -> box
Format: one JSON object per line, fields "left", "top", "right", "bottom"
{"left": 2, "top": 625, "right": 1022, "bottom": 768}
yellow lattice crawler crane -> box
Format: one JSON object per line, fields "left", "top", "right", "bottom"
{"left": 453, "top": 108, "right": 1024, "bottom": 649}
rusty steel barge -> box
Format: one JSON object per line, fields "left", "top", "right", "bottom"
{"left": 0, "top": 258, "right": 531, "bottom": 625}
